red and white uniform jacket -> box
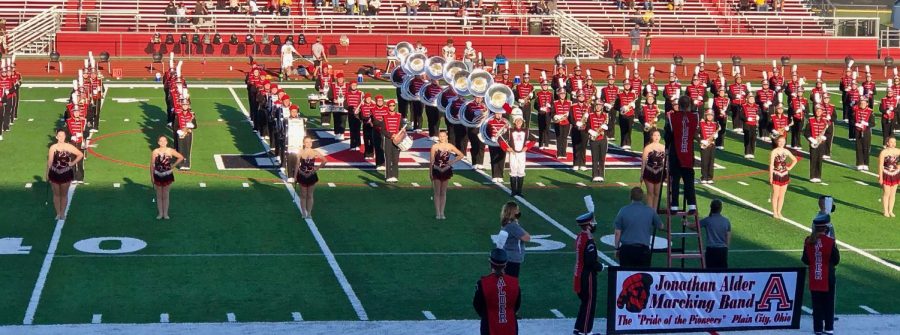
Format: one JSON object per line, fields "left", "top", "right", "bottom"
{"left": 176, "top": 110, "right": 195, "bottom": 131}
{"left": 771, "top": 114, "right": 791, "bottom": 135}
{"left": 330, "top": 81, "right": 348, "bottom": 106}
{"left": 687, "top": 84, "right": 705, "bottom": 107}
{"left": 808, "top": 117, "right": 828, "bottom": 140}
{"left": 756, "top": 88, "right": 775, "bottom": 109}
{"left": 358, "top": 102, "right": 376, "bottom": 119}
{"left": 699, "top": 120, "right": 717, "bottom": 142}
{"left": 500, "top": 128, "right": 535, "bottom": 152}
{"left": 697, "top": 71, "right": 710, "bottom": 87}
{"left": 486, "top": 118, "right": 507, "bottom": 138}
{"left": 553, "top": 100, "right": 572, "bottom": 126}
{"left": 588, "top": 112, "right": 608, "bottom": 140}
{"left": 534, "top": 90, "right": 554, "bottom": 113}
{"left": 379, "top": 112, "right": 403, "bottom": 136}
{"left": 728, "top": 83, "right": 748, "bottom": 105}
{"left": 742, "top": 103, "right": 760, "bottom": 127}
{"left": 601, "top": 85, "right": 619, "bottom": 105}
{"left": 573, "top": 231, "right": 601, "bottom": 294}
{"left": 345, "top": 87, "right": 363, "bottom": 109}
{"left": 803, "top": 235, "right": 839, "bottom": 292}
{"left": 861, "top": 81, "right": 876, "bottom": 98}
{"left": 617, "top": 91, "right": 637, "bottom": 117}
{"left": 854, "top": 107, "right": 873, "bottom": 131}
{"left": 822, "top": 104, "right": 835, "bottom": 123}
{"left": 791, "top": 97, "right": 808, "bottom": 121}
{"left": 66, "top": 117, "right": 86, "bottom": 145}
{"left": 627, "top": 77, "right": 642, "bottom": 93}
{"left": 663, "top": 82, "right": 681, "bottom": 101}
{"left": 769, "top": 75, "right": 785, "bottom": 92}
{"left": 571, "top": 103, "right": 589, "bottom": 129}
{"left": 371, "top": 105, "right": 389, "bottom": 129}
{"left": 881, "top": 96, "right": 897, "bottom": 121}
{"left": 515, "top": 82, "right": 534, "bottom": 102}
{"left": 666, "top": 109, "right": 699, "bottom": 168}
{"left": 642, "top": 104, "right": 659, "bottom": 127}
{"left": 839, "top": 75, "right": 852, "bottom": 93}
{"left": 642, "top": 82, "right": 658, "bottom": 98}
{"left": 713, "top": 96, "right": 730, "bottom": 120}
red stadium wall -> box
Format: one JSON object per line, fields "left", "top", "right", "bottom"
{"left": 604, "top": 36, "right": 878, "bottom": 60}
{"left": 55, "top": 33, "right": 878, "bottom": 60}
{"left": 54, "top": 32, "right": 561, "bottom": 59}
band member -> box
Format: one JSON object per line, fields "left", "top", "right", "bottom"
{"left": 642, "top": 129, "right": 665, "bottom": 209}
{"left": 785, "top": 73, "right": 801, "bottom": 109}
{"left": 330, "top": 73, "right": 348, "bottom": 140}
{"left": 712, "top": 87, "right": 730, "bottom": 148}
{"left": 821, "top": 95, "right": 836, "bottom": 159}
{"left": 552, "top": 66, "right": 568, "bottom": 93}
{"left": 769, "top": 65, "right": 785, "bottom": 98}
{"left": 430, "top": 130, "right": 464, "bottom": 219}
{"left": 802, "top": 215, "right": 839, "bottom": 335}
{"left": 534, "top": 79, "right": 554, "bottom": 148}
{"left": 66, "top": 106, "right": 88, "bottom": 182}
{"left": 359, "top": 93, "right": 376, "bottom": 158}
{"left": 173, "top": 102, "right": 196, "bottom": 170}
{"left": 686, "top": 75, "right": 706, "bottom": 112}
{"left": 423, "top": 78, "right": 444, "bottom": 139}
{"left": 502, "top": 113, "right": 535, "bottom": 196}
{"left": 862, "top": 72, "right": 876, "bottom": 108}
{"left": 628, "top": 68, "right": 643, "bottom": 115}
{"left": 285, "top": 107, "right": 305, "bottom": 181}
{"left": 855, "top": 99, "right": 874, "bottom": 171}
{"left": 151, "top": 136, "right": 184, "bottom": 220}
{"left": 345, "top": 81, "right": 364, "bottom": 150}
{"left": 486, "top": 107, "right": 509, "bottom": 182}
{"left": 573, "top": 211, "right": 603, "bottom": 335}
{"left": 662, "top": 72, "right": 681, "bottom": 113}
{"left": 371, "top": 95, "right": 389, "bottom": 169}
{"left": 473, "top": 248, "right": 521, "bottom": 335}
{"left": 552, "top": 88, "right": 572, "bottom": 159}
{"left": 571, "top": 93, "right": 590, "bottom": 170}
{"left": 409, "top": 74, "right": 427, "bottom": 132}
{"left": 256, "top": 83, "right": 276, "bottom": 139}
{"left": 295, "top": 136, "right": 327, "bottom": 219}
{"left": 47, "top": 129, "right": 84, "bottom": 220}
{"left": 641, "top": 94, "right": 659, "bottom": 147}
{"left": 642, "top": 71, "right": 658, "bottom": 103}
{"left": 806, "top": 106, "right": 828, "bottom": 183}
{"left": 664, "top": 96, "right": 699, "bottom": 213}
{"left": 467, "top": 96, "right": 488, "bottom": 169}
{"left": 879, "top": 138, "right": 899, "bottom": 217}
{"left": 728, "top": 75, "right": 748, "bottom": 132}
{"left": 756, "top": 79, "right": 775, "bottom": 140}
{"left": 246, "top": 66, "right": 262, "bottom": 126}
{"left": 568, "top": 67, "right": 586, "bottom": 95}
{"left": 616, "top": 84, "right": 638, "bottom": 150}
{"left": 770, "top": 104, "right": 791, "bottom": 148}
{"left": 789, "top": 86, "right": 808, "bottom": 148}
{"left": 741, "top": 95, "right": 760, "bottom": 159}
{"left": 280, "top": 41, "right": 299, "bottom": 80}
{"left": 514, "top": 72, "right": 535, "bottom": 128}
{"left": 316, "top": 65, "right": 334, "bottom": 126}
{"left": 582, "top": 76, "right": 597, "bottom": 105}
{"left": 699, "top": 109, "right": 718, "bottom": 184}
{"left": 588, "top": 103, "right": 609, "bottom": 182}
{"left": 881, "top": 87, "right": 897, "bottom": 144}
{"left": 770, "top": 136, "right": 797, "bottom": 219}
{"left": 441, "top": 87, "right": 459, "bottom": 146}
{"left": 600, "top": 75, "right": 620, "bottom": 140}
{"left": 376, "top": 100, "right": 403, "bottom": 182}
{"left": 845, "top": 81, "right": 862, "bottom": 140}
{"left": 253, "top": 80, "right": 271, "bottom": 133}
{"left": 0, "top": 66, "right": 13, "bottom": 135}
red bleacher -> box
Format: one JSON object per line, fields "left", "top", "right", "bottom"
{"left": 0, "top": 0, "right": 65, "bottom": 28}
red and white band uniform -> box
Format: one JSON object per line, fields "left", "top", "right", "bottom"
{"left": 880, "top": 94, "right": 897, "bottom": 143}
{"left": 854, "top": 105, "right": 874, "bottom": 168}
{"left": 741, "top": 102, "right": 759, "bottom": 156}
{"left": 588, "top": 110, "right": 609, "bottom": 180}
{"left": 641, "top": 102, "right": 660, "bottom": 146}
{"left": 534, "top": 88, "right": 554, "bottom": 147}
{"left": 756, "top": 87, "right": 775, "bottom": 138}
{"left": 806, "top": 115, "right": 828, "bottom": 180}
{"left": 601, "top": 84, "right": 620, "bottom": 139}
{"left": 712, "top": 95, "right": 730, "bottom": 147}
{"left": 570, "top": 102, "right": 590, "bottom": 168}
{"left": 486, "top": 116, "right": 509, "bottom": 179}
{"left": 552, "top": 99, "right": 572, "bottom": 158}
{"left": 616, "top": 90, "right": 637, "bottom": 148}
{"left": 789, "top": 95, "right": 808, "bottom": 148}
{"left": 728, "top": 82, "right": 748, "bottom": 130}
{"left": 699, "top": 118, "right": 718, "bottom": 182}
{"left": 499, "top": 126, "right": 535, "bottom": 179}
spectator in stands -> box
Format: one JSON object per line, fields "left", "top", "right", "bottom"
{"left": 614, "top": 0, "right": 625, "bottom": 10}
{"left": 0, "top": 19, "right": 6, "bottom": 55}
{"left": 625, "top": 0, "right": 635, "bottom": 10}
{"left": 370, "top": 0, "right": 381, "bottom": 15}
{"left": 687, "top": 199, "right": 732, "bottom": 268}
{"left": 641, "top": 8, "right": 654, "bottom": 26}
{"left": 278, "top": 0, "right": 293, "bottom": 15}
{"left": 774, "top": 0, "right": 784, "bottom": 12}
{"left": 642, "top": 0, "right": 652, "bottom": 10}
{"left": 192, "top": 0, "right": 210, "bottom": 25}
{"left": 247, "top": 0, "right": 261, "bottom": 15}
{"left": 347, "top": 0, "right": 356, "bottom": 14}
{"left": 738, "top": 0, "right": 750, "bottom": 11}
{"left": 176, "top": 2, "right": 189, "bottom": 24}
{"left": 670, "top": 0, "right": 684, "bottom": 11}
{"left": 165, "top": 1, "right": 178, "bottom": 24}
{"left": 312, "top": 36, "right": 327, "bottom": 67}
{"left": 405, "top": 0, "right": 420, "bottom": 15}
{"left": 755, "top": 0, "right": 768, "bottom": 11}
{"left": 547, "top": 0, "right": 557, "bottom": 11}
{"left": 332, "top": 0, "right": 342, "bottom": 12}
{"left": 628, "top": 24, "right": 641, "bottom": 61}
{"left": 358, "top": 0, "right": 368, "bottom": 15}
{"left": 483, "top": 3, "right": 500, "bottom": 24}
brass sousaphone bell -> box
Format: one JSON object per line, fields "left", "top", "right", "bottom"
{"left": 401, "top": 53, "right": 428, "bottom": 101}
{"left": 467, "top": 69, "right": 494, "bottom": 98}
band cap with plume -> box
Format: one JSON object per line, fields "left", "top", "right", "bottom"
{"left": 577, "top": 195, "right": 595, "bottom": 224}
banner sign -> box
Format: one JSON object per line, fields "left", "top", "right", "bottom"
{"left": 607, "top": 267, "right": 806, "bottom": 334}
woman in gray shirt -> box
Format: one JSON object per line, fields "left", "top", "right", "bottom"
{"left": 499, "top": 201, "right": 531, "bottom": 277}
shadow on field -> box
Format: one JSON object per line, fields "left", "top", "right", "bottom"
{"left": 212, "top": 102, "right": 265, "bottom": 155}
{"left": 138, "top": 102, "right": 169, "bottom": 149}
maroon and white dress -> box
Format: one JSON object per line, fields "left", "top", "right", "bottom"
{"left": 48, "top": 150, "right": 75, "bottom": 185}
{"left": 152, "top": 153, "right": 175, "bottom": 187}
{"left": 642, "top": 150, "right": 666, "bottom": 184}
{"left": 772, "top": 153, "right": 790, "bottom": 186}
{"left": 295, "top": 157, "right": 319, "bottom": 187}
{"left": 883, "top": 154, "right": 899, "bottom": 187}
{"left": 431, "top": 149, "right": 454, "bottom": 181}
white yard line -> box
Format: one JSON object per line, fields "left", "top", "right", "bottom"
{"left": 291, "top": 312, "right": 303, "bottom": 322}
{"left": 411, "top": 182, "right": 420, "bottom": 187}
{"left": 616, "top": 181, "right": 628, "bottom": 187}
{"left": 226, "top": 313, "right": 236, "bottom": 323}
{"left": 860, "top": 305, "right": 881, "bottom": 315}
{"left": 160, "top": 313, "right": 169, "bottom": 323}
{"left": 242, "top": 183, "right": 250, "bottom": 188}
{"left": 703, "top": 184, "right": 900, "bottom": 272}
{"left": 229, "top": 87, "right": 369, "bottom": 321}
{"left": 199, "top": 182, "right": 207, "bottom": 188}
{"left": 855, "top": 180, "right": 869, "bottom": 186}
{"left": 23, "top": 184, "right": 77, "bottom": 325}
{"left": 472, "top": 169, "right": 619, "bottom": 267}
{"left": 422, "top": 311, "right": 436, "bottom": 320}
{"left": 550, "top": 309, "right": 565, "bottom": 318}
{"left": 91, "top": 314, "right": 102, "bottom": 324}
{"left": 25, "top": 183, "right": 32, "bottom": 188}
{"left": 536, "top": 182, "right": 546, "bottom": 187}
{"left": 453, "top": 182, "right": 463, "bottom": 187}
{"left": 737, "top": 181, "right": 749, "bottom": 186}
{"left": 328, "top": 182, "right": 337, "bottom": 188}
{"left": 368, "top": 182, "right": 379, "bottom": 188}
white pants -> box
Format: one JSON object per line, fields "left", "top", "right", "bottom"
{"left": 509, "top": 151, "right": 527, "bottom": 177}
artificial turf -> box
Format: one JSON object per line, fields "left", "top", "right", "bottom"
{"left": 0, "top": 82, "right": 897, "bottom": 326}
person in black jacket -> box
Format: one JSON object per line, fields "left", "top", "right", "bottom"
{"left": 802, "top": 214, "right": 840, "bottom": 335}
{"left": 573, "top": 211, "right": 606, "bottom": 335}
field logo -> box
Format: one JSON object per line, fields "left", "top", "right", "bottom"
{"left": 616, "top": 273, "right": 653, "bottom": 313}
{"left": 755, "top": 274, "right": 794, "bottom": 312}
{"left": 74, "top": 237, "right": 147, "bottom": 254}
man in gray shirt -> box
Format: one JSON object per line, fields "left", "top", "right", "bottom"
{"left": 688, "top": 199, "right": 731, "bottom": 268}
{"left": 628, "top": 24, "right": 641, "bottom": 61}
{"left": 614, "top": 187, "right": 664, "bottom": 267}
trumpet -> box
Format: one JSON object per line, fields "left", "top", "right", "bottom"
{"left": 700, "top": 139, "right": 711, "bottom": 150}
{"left": 551, "top": 112, "right": 568, "bottom": 124}
{"left": 577, "top": 110, "right": 589, "bottom": 130}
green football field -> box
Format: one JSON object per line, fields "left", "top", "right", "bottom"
{"left": 0, "top": 81, "right": 898, "bottom": 327}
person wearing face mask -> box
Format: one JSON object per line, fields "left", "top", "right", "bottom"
{"left": 495, "top": 201, "right": 531, "bottom": 278}
{"left": 614, "top": 187, "right": 663, "bottom": 268}
{"left": 573, "top": 198, "right": 606, "bottom": 335}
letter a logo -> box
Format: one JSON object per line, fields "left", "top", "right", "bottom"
{"left": 755, "top": 274, "right": 793, "bottom": 312}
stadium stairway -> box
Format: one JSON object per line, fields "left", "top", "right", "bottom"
{"left": 0, "top": 0, "right": 64, "bottom": 27}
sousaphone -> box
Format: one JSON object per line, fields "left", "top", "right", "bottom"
{"left": 452, "top": 69, "right": 472, "bottom": 96}
{"left": 425, "top": 56, "right": 446, "bottom": 81}
{"left": 437, "top": 87, "right": 457, "bottom": 113}
{"left": 485, "top": 83, "right": 514, "bottom": 113}
{"left": 467, "top": 69, "right": 494, "bottom": 97}
{"left": 443, "top": 60, "right": 469, "bottom": 84}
